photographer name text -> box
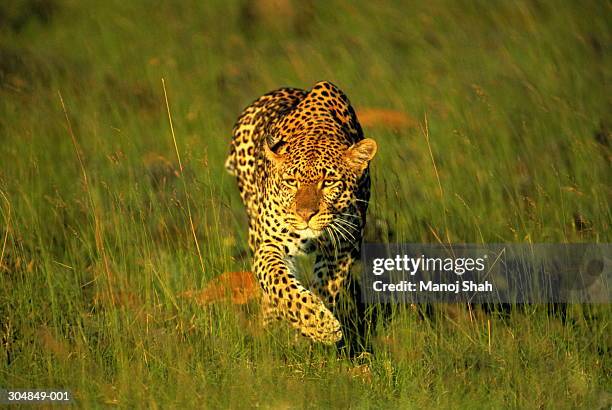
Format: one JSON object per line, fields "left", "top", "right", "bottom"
{"left": 372, "top": 279, "right": 493, "bottom": 293}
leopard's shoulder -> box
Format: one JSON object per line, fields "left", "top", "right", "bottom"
{"left": 225, "top": 87, "right": 307, "bottom": 176}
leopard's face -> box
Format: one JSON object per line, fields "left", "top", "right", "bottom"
{"left": 265, "top": 134, "right": 377, "bottom": 237}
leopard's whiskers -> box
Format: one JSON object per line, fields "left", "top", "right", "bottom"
{"left": 333, "top": 222, "right": 356, "bottom": 242}
{"left": 330, "top": 224, "right": 348, "bottom": 242}
{"left": 325, "top": 226, "right": 340, "bottom": 260}
{"left": 335, "top": 217, "right": 359, "bottom": 229}
{"left": 330, "top": 223, "right": 361, "bottom": 253}
{"left": 334, "top": 220, "right": 360, "bottom": 236}
{"left": 332, "top": 225, "right": 346, "bottom": 253}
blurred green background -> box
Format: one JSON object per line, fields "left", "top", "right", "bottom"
{"left": 0, "top": 0, "right": 610, "bottom": 407}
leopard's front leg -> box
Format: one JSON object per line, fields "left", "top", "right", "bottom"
{"left": 313, "top": 241, "right": 372, "bottom": 355}
{"left": 253, "top": 244, "right": 342, "bottom": 344}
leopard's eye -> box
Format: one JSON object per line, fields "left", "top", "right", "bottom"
{"left": 283, "top": 178, "right": 298, "bottom": 188}
{"left": 321, "top": 179, "right": 341, "bottom": 189}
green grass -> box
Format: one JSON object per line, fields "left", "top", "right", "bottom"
{"left": 0, "top": 0, "right": 610, "bottom": 407}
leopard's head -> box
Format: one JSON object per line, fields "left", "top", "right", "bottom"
{"left": 264, "top": 134, "right": 377, "bottom": 237}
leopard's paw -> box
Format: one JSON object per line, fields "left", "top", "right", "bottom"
{"left": 299, "top": 303, "right": 343, "bottom": 344}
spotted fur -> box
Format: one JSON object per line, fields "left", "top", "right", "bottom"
{"left": 226, "top": 81, "right": 377, "bottom": 344}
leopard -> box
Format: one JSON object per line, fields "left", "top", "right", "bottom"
{"left": 225, "top": 81, "right": 377, "bottom": 348}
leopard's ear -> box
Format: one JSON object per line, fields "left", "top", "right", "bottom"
{"left": 263, "top": 136, "right": 285, "bottom": 165}
{"left": 344, "top": 138, "right": 377, "bottom": 174}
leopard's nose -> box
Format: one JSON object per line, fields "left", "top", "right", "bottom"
{"left": 295, "top": 184, "right": 320, "bottom": 223}
{"left": 297, "top": 208, "right": 317, "bottom": 222}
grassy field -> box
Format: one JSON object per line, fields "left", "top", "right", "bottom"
{"left": 1, "top": 0, "right": 610, "bottom": 407}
